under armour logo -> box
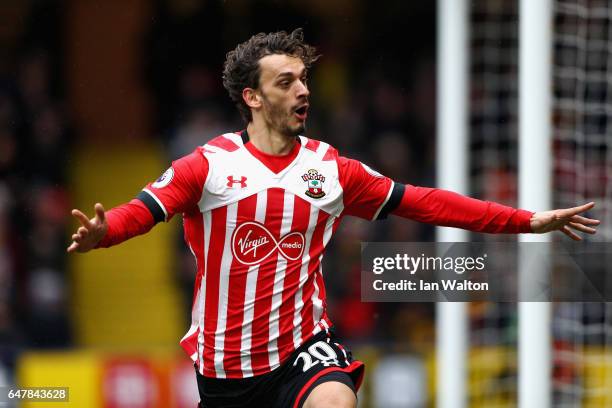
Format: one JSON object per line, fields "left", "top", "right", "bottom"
{"left": 227, "top": 175, "right": 247, "bottom": 188}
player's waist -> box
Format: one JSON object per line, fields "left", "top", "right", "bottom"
{"left": 201, "top": 328, "right": 328, "bottom": 379}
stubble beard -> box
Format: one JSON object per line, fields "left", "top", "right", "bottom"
{"left": 262, "top": 95, "right": 305, "bottom": 138}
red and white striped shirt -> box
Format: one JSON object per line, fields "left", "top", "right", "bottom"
{"left": 136, "top": 131, "right": 401, "bottom": 379}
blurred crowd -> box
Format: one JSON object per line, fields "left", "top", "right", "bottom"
{"left": 0, "top": 0, "right": 74, "bottom": 384}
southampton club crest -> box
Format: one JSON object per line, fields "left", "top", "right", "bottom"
{"left": 302, "top": 169, "right": 326, "bottom": 199}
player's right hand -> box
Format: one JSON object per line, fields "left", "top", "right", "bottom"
{"left": 67, "top": 203, "right": 108, "bottom": 253}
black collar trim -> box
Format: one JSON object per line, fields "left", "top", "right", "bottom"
{"left": 240, "top": 129, "right": 301, "bottom": 145}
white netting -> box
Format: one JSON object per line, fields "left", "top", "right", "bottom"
{"left": 470, "top": 0, "right": 520, "bottom": 213}
{"left": 553, "top": 0, "right": 612, "bottom": 406}
{"left": 466, "top": 1, "right": 612, "bottom": 406}
{"left": 468, "top": 1, "right": 519, "bottom": 406}
{"left": 554, "top": 1, "right": 612, "bottom": 238}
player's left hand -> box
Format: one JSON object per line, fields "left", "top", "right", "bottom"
{"left": 530, "top": 202, "right": 600, "bottom": 240}
{"left": 67, "top": 203, "right": 108, "bottom": 253}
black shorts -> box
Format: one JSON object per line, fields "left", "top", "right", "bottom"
{"left": 195, "top": 329, "right": 365, "bottom": 408}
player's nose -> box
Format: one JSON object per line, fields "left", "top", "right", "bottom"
{"left": 296, "top": 80, "right": 309, "bottom": 98}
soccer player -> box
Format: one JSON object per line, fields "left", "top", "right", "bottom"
{"left": 68, "top": 29, "right": 599, "bottom": 408}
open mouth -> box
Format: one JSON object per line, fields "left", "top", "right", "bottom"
{"left": 294, "top": 105, "right": 308, "bottom": 120}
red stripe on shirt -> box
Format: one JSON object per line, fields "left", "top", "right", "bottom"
{"left": 178, "top": 210, "right": 206, "bottom": 361}
{"left": 314, "top": 264, "right": 327, "bottom": 320}
{"left": 184, "top": 210, "right": 205, "bottom": 308}
{"left": 250, "top": 188, "right": 285, "bottom": 375}
{"left": 203, "top": 206, "right": 228, "bottom": 376}
{"left": 317, "top": 217, "right": 341, "bottom": 331}
{"left": 222, "top": 194, "right": 258, "bottom": 376}
{"left": 304, "top": 138, "right": 321, "bottom": 152}
{"left": 300, "top": 210, "right": 330, "bottom": 341}
{"left": 276, "top": 195, "right": 312, "bottom": 363}
{"left": 207, "top": 135, "right": 240, "bottom": 152}
{"left": 322, "top": 145, "right": 337, "bottom": 161}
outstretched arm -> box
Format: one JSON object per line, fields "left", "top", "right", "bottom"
{"left": 67, "top": 199, "right": 155, "bottom": 253}
{"left": 391, "top": 185, "right": 600, "bottom": 240}
{"left": 334, "top": 153, "right": 600, "bottom": 239}
{"left": 67, "top": 146, "right": 209, "bottom": 254}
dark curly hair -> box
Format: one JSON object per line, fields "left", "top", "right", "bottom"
{"left": 223, "top": 28, "right": 320, "bottom": 123}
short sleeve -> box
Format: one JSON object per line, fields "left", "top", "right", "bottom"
{"left": 337, "top": 156, "right": 405, "bottom": 220}
{"left": 137, "top": 147, "right": 209, "bottom": 222}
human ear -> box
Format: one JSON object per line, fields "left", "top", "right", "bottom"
{"left": 243, "top": 88, "right": 262, "bottom": 109}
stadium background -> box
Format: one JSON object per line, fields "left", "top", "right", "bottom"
{"left": 0, "top": 0, "right": 610, "bottom": 407}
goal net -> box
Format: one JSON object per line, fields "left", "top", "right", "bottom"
{"left": 552, "top": 0, "right": 612, "bottom": 406}
{"left": 467, "top": 0, "right": 612, "bottom": 406}
{"left": 468, "top": 0, "right": 520, "bottom": 406}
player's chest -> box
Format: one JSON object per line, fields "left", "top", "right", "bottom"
{"left": 201, "top": 151, "right": 344, "bottom": 217}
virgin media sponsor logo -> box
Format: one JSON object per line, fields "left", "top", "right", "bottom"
{"left": 231, "top": 221, "right": 305, "bottom": 265}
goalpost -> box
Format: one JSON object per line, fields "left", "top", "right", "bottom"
{"left": 518, "top": 1, "right": 553, "bottom": 407}
{"left": 436, "top": 0, "right": 469, "bottom": 407}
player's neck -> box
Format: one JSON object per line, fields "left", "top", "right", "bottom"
{"left": 246, "top": 122, "right": 296, "bottom": 156}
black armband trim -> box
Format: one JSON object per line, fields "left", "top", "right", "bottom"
{"left": 137, "top": 190, "right": 166, "bottom": 224}
{"left": 376, "top": 183, "right": 405, "bottom": 220}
